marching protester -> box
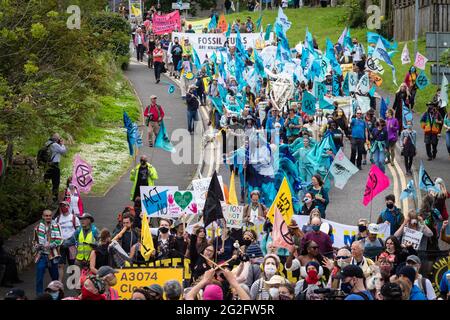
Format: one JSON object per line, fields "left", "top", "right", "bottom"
{"left": 421, "top": 102, "right": 443, "bottom": 161}
{"left": 63, "top": 177, "right": 84, "bottom": 217}
{"left": 399, "top": 119, "right": 417, "bottom": 175}
{"left": 144, "top": 95, "right": 165, "bottom": 148}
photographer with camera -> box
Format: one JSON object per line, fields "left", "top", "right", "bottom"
{"left": 338, "top": 265, "right": 374, "bottom": 300}
{"left": 40, "top": 133, "right": 67, "bottom": 202}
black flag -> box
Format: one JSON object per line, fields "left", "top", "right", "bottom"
{"left": 203, "top": 171, "right": 224, "bottom": 227}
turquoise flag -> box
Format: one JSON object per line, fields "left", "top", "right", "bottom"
{"left": 218, "top": 83, "right": 228, "bottom": 99}
{"left": 155, "top": 120, "right": 175, "bottom": 153}
{"left": 208, "top": 15, "right": 217, "bottom": 30}
{"left": 416, "top": 71, "right": 429, "bottom": 90}
{"left": 319, "top": 97, "right": 335, "bottom": 110}
{"left": 254, "top": 49, "right": 266, "bottom": 77}
{"left": 332, "top": 74, "right": 340, "bottom": 96}
{"left": 326, "top": 38, "right": 342, "bottom": 76}
{"left": 305, "top": 28, "right": 314, "bottom": 51}
{"left": 368, "top": 85, "right": 376, "bottom": 97}
{"left": 419, "top": 161, "right": 439, "bottom": 193}
{"left": 256, "top": 14, "right": 262, "bottom": 31}
{"left": 342, "top": 73, "right": 349, "bottom": 96}
{"left": 380, "top": 97, "right": 388, "bottom": 120}
{"left": 302, "top": 91, "right": 317, "bottom": 115}
{"left": 400, "top": 179, "right": 417, "bottom": 200}
{"left": 123, "top": 111, "right": 135, "bottom": 156}
{"left": 367, "top": 31, "right": 398, "bottom": 50}
{"left": 235, "top": 29, "right": 248, "bottom": 58}
{"left": 192, "top": 48, "right": 202, "bottom": 70}
{"left": 264, "top": 24, "right": 272, "bottom": 41}
{"left": 210, "top": 96, "right": 224, "bottom": 115}
{"left": 314, "top": 80, "right": 327, "bottom": 99}
{"left": 225, "top": 23, "right": 231, "bottom": 38}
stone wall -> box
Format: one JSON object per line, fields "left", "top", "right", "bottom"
{"left": 3, "top": 222, "right": 38, "bottom": 272}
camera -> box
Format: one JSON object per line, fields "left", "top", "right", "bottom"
{"left": 312, "top": 288, "right": 345, "bottom": 300}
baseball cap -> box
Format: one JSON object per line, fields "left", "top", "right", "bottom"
{"left": 337, "top": 264, "right": 365, "bottom": 279}
{"left": 79, "top": 212, "right": 94, "bottom": 223}
{"left": 5, "top": 288, "right": 26, "bottom": 300}
{"left": 60, "top": 200, "right": 70, "bottom": 206}
{"left": 367, "top": 223, "right": 380, "bottom": 234}
{"left": 97, "top": 266, "right": 118, "bottom": 278}
{"left": 46, "top": 280, "right": 64, "bottom": 292}
{"left": 264, "top": 275, "right": 287, "bottom": 286}
{"left": 151, "top": 95, "right": 157, "bottom": 99}
{"left": 144, "top": 284, "right": 164, "bottom": 296}
{"left": 406, "top": 255, "right": 421, "bottom": 265}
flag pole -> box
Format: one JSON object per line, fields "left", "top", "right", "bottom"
{"left": 369, "top": 188, "right": 373, "bottom": 222}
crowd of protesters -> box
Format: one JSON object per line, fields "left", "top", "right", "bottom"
{"left": 2, "top": 6, "right": 450, "bottom": 302}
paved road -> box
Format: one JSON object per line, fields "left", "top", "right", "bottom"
{"left": 0, "top": 58, "right": 198, "bottom": 299}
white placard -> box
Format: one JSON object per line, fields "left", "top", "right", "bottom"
{"left": 224, "top": 205, "right": 244, "bottom": 229}
{"left": 402, "top": 227, "right": 423, "bottom": 250}
{"left": 140, "top": 186, "right": 179, "bottom": 217}
{"left": 191, "top": 175, "right": 224, "bottom": 211}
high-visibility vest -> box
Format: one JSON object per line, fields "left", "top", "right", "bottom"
{"left": 76, "top": 229, "right": 94, "bottom": 261}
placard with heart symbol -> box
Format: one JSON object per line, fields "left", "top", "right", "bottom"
{"left": 174, "top": 191, "right": 193, "bottom": 210}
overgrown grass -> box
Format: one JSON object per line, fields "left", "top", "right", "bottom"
{"left": 212, "top": 7, "right": 437, "bottom": 111}
{"left": 19, "top": 70, "right": 141, "bottom": 196}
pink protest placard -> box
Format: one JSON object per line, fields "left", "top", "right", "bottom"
{"left": 414, "top": 52, "right": 428, "bottom": 70}
{"left": 362, "top": 164, "right": 390, "bottom": 206}
{"left": 72, "top": 154, "right": 94, "bottom": 193}
{"left": 152, "top": 11, "right": 181, "bottom": 35}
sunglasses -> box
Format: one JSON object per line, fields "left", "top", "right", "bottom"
{"left": 336, "top": 256, "right": 350, "bottom": 260}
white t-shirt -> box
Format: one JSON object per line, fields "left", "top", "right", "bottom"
{"left": 57, "top": 214, "right": 80, "bottom": 240}
{"left": 69, "top": 195, "right": 80, "bottom": 216}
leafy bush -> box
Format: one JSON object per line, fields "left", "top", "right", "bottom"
{"left": 344, "top": 0, "right": 367, "bottom": 28}
{"left": 441, "top": 49, "right": 450, "bottom": 66}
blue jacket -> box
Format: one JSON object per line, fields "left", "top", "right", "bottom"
{"left": 410, "top": 285, "right": 427, "bottom": 300}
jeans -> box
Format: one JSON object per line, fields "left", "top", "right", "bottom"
{"left": 154, "top": 61, "right": 163, "bottom": 81}
{"left": 36, "top": 254, "right": 59, "bottom": 295}
{"left": 187, "top": 110, "right": 198, "bottom": 133}
{"left": 372, "top": 148, "right": 386, "bottom": 172}
{"left": 350, "top": 138, "right": 365, "bottom": 168}
{"left": 446, "top": 131, "right": 450, "bottom": 155}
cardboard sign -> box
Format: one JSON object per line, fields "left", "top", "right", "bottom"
{"left": 402, "top": 227, "right": 423, "bottom": 250}
{"left": 167, "top": 190, "right": 198, "bottom": 217}
{"left": 113, "top": 268, "right": 184, "bottom": 300}
{"left": 224, "top": 205, "right": 244, "bottom": 229}
{"left": 191, "top": 176, "right": 224, "bottom": 211}
{"left": 140, "top": 186, "right": 179, "bottom": 216}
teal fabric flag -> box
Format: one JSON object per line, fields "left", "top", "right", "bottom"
{"left": 302, "top": 91, "right": 317, "bottom": 115}
{"left": 301, "top": 47, "right": 309, "bottom": 69}
{"left": 276, "top": 6, "right": 292, "bottom": 32}
{"left": 314, "top": 80, "right": 327, "bottom": 99}
{"left": 218, "top": 83, "right": 228, "bottom": 99}
{"left": 210, "top": 96, "right": 224, "bottom": 115}
{"left": 235, "top": 29, "right": 248, "bottom": 58}
{"left": 367, "top": 31, "right": 398, "bottom": 50}
{"left": 332, "top": 74, "right": 340, "bottom": 97}
{"left": 368, "top": 85, "right": 376, "bottom": 97}
{"left": 225, "top": 23, "right": 231, "bottom": 38}
{"left": 380, "top": 97, "right": 388, "bottom": 120}
{"left": 123, "top": 111, "right": 135, "bottom": 156}
{"left": 419, "top": 161, "right": 440, "bottom": 193}
{"left": 306, "top": 134, "right": 337, "bottom": 176}
{"left": 155, "top": 120, "right": 175, "bottom": 153}
{"left": 415, "top": 71, "right": 429, "bottom": 90}
{"left": 208, "top": 15, "right": 217, "bottom": 30}
{"left": 342, "top": 73, "right": 349, "bottom": 96}
{"left": 400, "top": 179, "right": 417, "bottom": 200}
{"left": 254, "top": 49, "right": 266, "bottom": 77}
{"left": 326, "top": 38, "right": 342, "bottom": 75}
{"left": 264, "top": 24, "right": 272, "bottom": 41}
{"left": 319, "top": 97, "right": 334, "bottom": 110}
{"left": 305, "top": 28, "right": 314, "bottom": 51}
{"left": 344, "top": 28, "right": 354, "bottom": 51}
{"left": 192, "top": 48, "right": 202, "bottom": 70}
{"left": 256, "top": 14, "right": 262, "bottom": 31}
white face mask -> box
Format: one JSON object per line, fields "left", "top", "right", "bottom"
{"left": 264, "top": 264, "right": 277, "bottom": 277}
{"left": 269, "top": 287, "right": 279, "bottom": 299}
{"left": 337, "top": 260, "right": 350, "bottom": 268}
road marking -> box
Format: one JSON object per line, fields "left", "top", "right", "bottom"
{"left": 387, "top": 162, "right": 399, "bottom": 212}
{"left": 393, "top": 157, "right": 408, "bottom": 216}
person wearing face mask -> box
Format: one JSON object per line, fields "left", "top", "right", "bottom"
{"left": 44, "top": 280, "right": 64, "bottom": 300}
{"left": 370, "top": 119, "right": 389, "bottom": 173}
{"left": 399, "top": 120, "right": 417, "bottom": 175}
{"left": 151, "top": 218, "right": 186, "bottom": 261}
{"left": 250, "top": 254, "right": 282, "bottom": 300}
{"left": 79, "top": 274, "right": 107, "bottom": 300}
{"left": 301, "top": 217, "right": 333, "bottom": 258}
{"left": 278, "top": 283, "right": 296, "bottom": 300}
{"left": 394, "top": 209, "right": 434, "bottom": 251}
{"left": 377, "top": 194, "right": 404, "bottom": 235}
{"left": 300, "top": 193, "right": 318, "bottom": 216}
{"left": 338, "top": 265, "right": 374, "bottom": 300}
{"left": 350, "top": 108, "right": 369, "bottom": 170}
{"left": 96, "top": 266, "right": 119, "bottom": 300}
{"left": 55, "top": 200, "right": 80, "bottom": 282}
{"left": 264, "top": 275, "right": 290, "bottom": 300}
{"left": 405, "top": 255, "right": 436, "bottom": 300}
{"left": 325, "top": 121, "right": 344, "bottom": 151}
{"left": 129, "top": 155, "right": 158, "bottom": 201}
{"left": 295, "top": 261, "right": 327, "bottom": 300}
{"left": 420, "top": 102, "right": 443, "bottom": 161}
{"left": 323, "top": 247, "right": 352, "bottom": 289}
{"left": 303, "top": 116, "right": 320, "bottom": 141}
{"left": 355, "top": 219, "right": 369, "bottom": 241}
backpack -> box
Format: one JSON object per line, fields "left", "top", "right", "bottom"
{"left": 37, "top": 141, "right": 54, "bottom": 165}
{"left": 352, "top": 291, "right": 371, "bottom": 300}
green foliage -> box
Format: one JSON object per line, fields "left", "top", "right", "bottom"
{"left": 344, "top": 0, "right": 367, "bottom": 28}
{"left": 0, "top": 165, "right": 52, "bottom": 239}
{"left": 441, "top": 49, "right": 450, "bottom": 66}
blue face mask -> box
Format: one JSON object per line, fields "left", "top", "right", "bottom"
{"left": 49, "top": 291, "right": 59, "bottom": 300}
{"left": 312, "top": 225, "right": 321, "bottom": 232}
{"left": 341, "top": 281, "right": 353, "bottom": 294}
